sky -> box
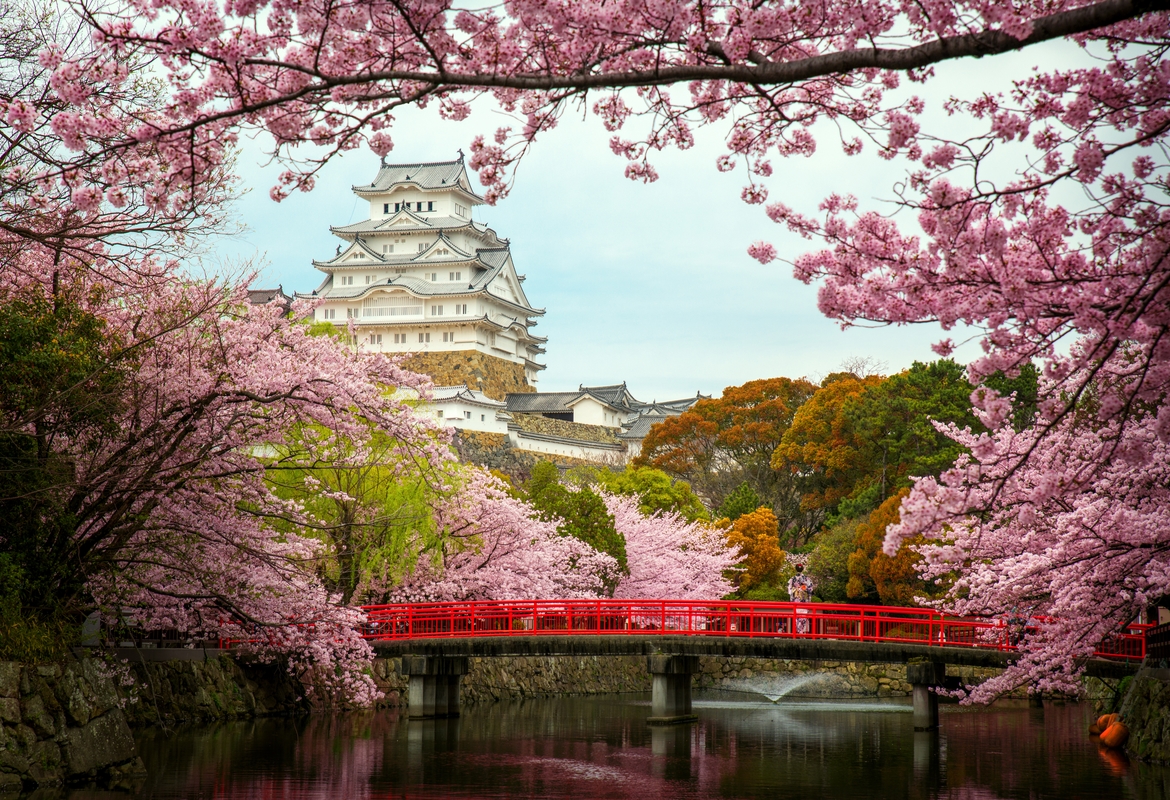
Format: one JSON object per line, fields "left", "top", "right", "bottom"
{"left": 214, "top": 41, "right": 1082, "bottom": 401}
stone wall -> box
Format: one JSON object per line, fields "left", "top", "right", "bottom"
{"left": 1120, "top": 668, "right": 1170, "bottom": 763}
{"left": 370, "top": 655, "right": 649, "bottom": 707}
{"left": 404, "top": 351, "right": 533, "bottom": 400}
{"left": 0, "top": 660, "right": 144, "bottom": 794}
{"left": 508, "top": 413, "right": 622, "bottom": 445}
{"left": 695, "top": 657, "right": 913, "bottom": 697}
{"left": 367, "top": 655, "right": 1002, "bottom": 707}
{"left": 120, "top": 655, "right": 306, "bottom": 728}
{"left": 452, "top": 430, "right": 606, "bottom": 483}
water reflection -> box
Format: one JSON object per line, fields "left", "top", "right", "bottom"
{"left": 53, "top": 694, "right": 1170, "bottom": 800}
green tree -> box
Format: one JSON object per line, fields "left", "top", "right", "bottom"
{"left": 525, "top": 462, "right": 628, "bottom": 584}
{"left": 716, "top": 482, "right": 762, "bottom": 522}
{"left": 266, "top": 426, "right": 443, "bottom": 605}
{"left": 805, "top": 519, "right": 857, "bottom": 603}
{"left": 846, "top": 360, "right": 982, "bottom": 510}
{"left": 0, "top": 293, "right": 126, "bottom": 652}
{"left": 577, "top": 465, "right": 709, "bottom": 521}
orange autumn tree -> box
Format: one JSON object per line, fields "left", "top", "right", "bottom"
{"left": 638, "top": 376, "right": 817, "bottom": 541}
{"left": 723, "top": 507, "right": 787, "bottom": 598}
{"left": 772, "top": 372, "right": 885, "bottom": 526}
{"left": 846, "top": 490, "right": 933, "bottom": 606}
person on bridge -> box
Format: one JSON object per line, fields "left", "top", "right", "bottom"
{"left": 787, "top": 564, "right": 815, "bottom": 635}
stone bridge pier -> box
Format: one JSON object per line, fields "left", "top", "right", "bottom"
{"left": 647, "top": 654, "right": 699, "bottom": 725}
{"left": 907, "top": 661, "right": 945, "bottom": 731}
{"left": 400, "top": 656, "right": 469, "bottom": 719}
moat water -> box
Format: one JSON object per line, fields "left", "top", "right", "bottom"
{"left": 71, "top": 693, "right": 1170, "bottom": 799}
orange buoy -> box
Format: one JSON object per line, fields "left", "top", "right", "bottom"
{"left": 1100, "top": 721, "right": 1130, "bottom": 749}
{"left": 1088, "top": 722, "right": 1102, "bottom": 735}
{"left": 1097, "top": 713, "right": 1120, "bottom": 731}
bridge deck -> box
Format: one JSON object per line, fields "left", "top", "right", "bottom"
{"left": 361, "top": 599, "right": 1144, "bottom": 679}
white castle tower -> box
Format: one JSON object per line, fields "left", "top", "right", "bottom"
{"left": 304, "top": 155, "right": 546, "bottom": 388}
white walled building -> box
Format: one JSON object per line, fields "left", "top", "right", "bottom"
{"left": 429, "top": 386, "right": 512, "bottom": 434}
{"left": 301, "top": 155, "right": 546, "bottom": 385}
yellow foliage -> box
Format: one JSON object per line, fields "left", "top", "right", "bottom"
{"left": 846, "top": 489, "right": 928, "bottom": 605}
{"left": 724, "top": 506, "right": 786, "bottom": 591}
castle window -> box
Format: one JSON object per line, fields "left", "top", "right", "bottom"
{"left": 480, "top": 414, "right": 485, "bottom": 422}
{"left": 429, "top": 272, "right": 437, "bottom": 281}
{"left": 383, "top": 203, "right": 389, "bottom": 214}
{"left": 394, "top": 333, "right": 406, "bottom": 343}
{"left": 384, "top": 244, "right": 393, "bottom": 253}
{"left": 455, "top": 203, "right": 467, "bottom": 217}
{"left": 428, "top": 201, "right": 434, "bottom": 211}
{"left": 453, "top": 303, "right": 468, "bottom": 315}
{"left": 417, "top": 202, "right": 424, "bottom": 212}
{"left": 364, "top": 295, "right": 421, "bottom": 317}
{"left": 369, "top": 334, "right": 382, "bottom": 345}
{"left": 347, "top": 308, "right": 358, "bottom": 319}
{"left": 431, "top": 305, "right": 444, "bottom": 315}
{"left": 322, "top": 308, "right": 336, "bottom": 320}
{"left": 436, "top": 410, "right": 443, "bottom": 419}
{"left": 418, "top": 332, "right": 431, "bottom": 343}
{"left": 393, "top": 202, "right": 401, "bottom": 212}
{"left": 339, "top": 275, "right": 354, "bottom": 286}
{"left": 365, "top": 275, "right": 373, "bottom": 284}
{"left": 448, "top": 271, "right": 461, "bottom": 281}
{"left": 464, "top": 411, "right": 471, "bottom": 419}
{"left": 443, "top": 332, "right": 454, "bottom": 342}
{"left": 419, "top": 242, "right": 426, "bottom": 252}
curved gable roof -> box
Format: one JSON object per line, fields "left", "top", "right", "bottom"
{"left": 354, "top": 158, "right": 484, "bottom": 201}
{"left": 412, "top": 233, "right": 473, "bottom": 262}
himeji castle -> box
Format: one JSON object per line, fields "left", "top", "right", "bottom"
{"left": 302, "top": 154, "right": 547, "bottom": 387}
{"left": 245, "top": 153, "right": 714, "bottom": 464}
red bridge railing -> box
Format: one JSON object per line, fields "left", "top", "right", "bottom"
{"left": 359, "top": 599, "right": 1148, "bottom": 662}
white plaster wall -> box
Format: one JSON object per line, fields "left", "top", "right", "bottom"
{"left": 428, "top": 401, "right": 510, "bottom": 434}
{"left": 508, "top": 431, "right": 628, "bottom": 463}
{"left": 568, "top": 397, "right": 624, "bottom": 428}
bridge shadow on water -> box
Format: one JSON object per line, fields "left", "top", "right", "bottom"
{"left": 57, "top": 694, "right": 1170, "bottom": 800}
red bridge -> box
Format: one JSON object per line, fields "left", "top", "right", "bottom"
{"left": 361, "top": 598, "right": 1148, "bottom": 662}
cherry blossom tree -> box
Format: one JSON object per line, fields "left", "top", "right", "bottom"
{"left": 604, "top": 494, "right": 736, "bottom": 599}
{"left": 0, "top": 235, "right": 453, "bottom": 700}
{"left": 10, "top": 0, "right": 1168, "bottom": 694}
{"left": 387, "top": 468, "right": 618, "bottom": 602}
{"left": 0, "top": 0, "right": 236, "bottom": 273}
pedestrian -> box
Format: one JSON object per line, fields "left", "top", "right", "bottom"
{"left": 787, "top": 564, "right": 815, "bottom": 635}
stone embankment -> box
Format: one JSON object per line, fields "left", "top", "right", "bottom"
{"left": 368, "top": 655, "right": 1008, "bottom": 703}
{"left": 0, "top": 660, "right": 144, "bottom": 794}
{"left": 120, "top": 655, "right": 306, "bottom": 728}
{"left": 1120, "top": 668, "right": 1170, "bottom": 762}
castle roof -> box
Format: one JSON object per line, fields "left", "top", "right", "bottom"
{"left": 618, "top": 413, "right": 670, "bottom": 440}
{"left": 430, "top": 386, "right": 508, "bottom": 410}
{"left": 353, "top": 157, "right": 483, "bottom": 201}
{"left": 246, "top": 286, "right": 291, "bottom": 308}
{"left": 332, "top": 215, "right": 494, "bottom": 237}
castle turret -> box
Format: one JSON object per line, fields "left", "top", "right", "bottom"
{"left": 301, "top": 155, "right": 546, "bottom": 393}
